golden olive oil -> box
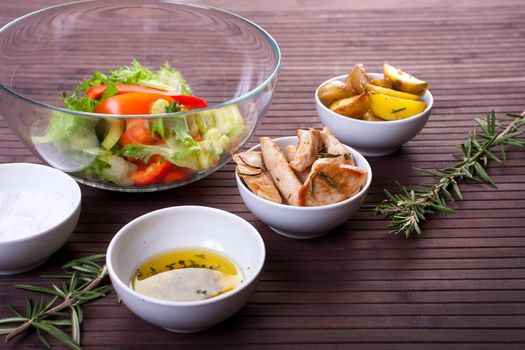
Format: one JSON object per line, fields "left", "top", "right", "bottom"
{"left": 131, "top": 248, "right": 243, "bottom": 302}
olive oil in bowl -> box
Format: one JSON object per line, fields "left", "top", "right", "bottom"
{"left": 131, "top": 248, "right": 244, "bottom": 302}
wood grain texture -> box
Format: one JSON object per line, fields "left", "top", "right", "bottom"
{"left": 1, "top": 0, "right": 525, "bottom": 348}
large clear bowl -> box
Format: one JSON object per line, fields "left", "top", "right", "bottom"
{"left": 0, "top": 0, "right": 280, "bottom": 192}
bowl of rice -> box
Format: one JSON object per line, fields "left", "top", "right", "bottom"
{"left": 0, "top": 163, "right": 81, "bottom": 274}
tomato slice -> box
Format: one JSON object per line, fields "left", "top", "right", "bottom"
{"left": 119, "top": 118, "right": 159, "bottom": 147}
{"left": 88, "top": 84, "right": 208, "bottom": 109}
{"left": 94, "top": 93, "right": 174, "bottom": 115}
{"left": 163, "top": 170, "right": 188, "bottom": 183}
{"left": 130, "top": 159, "right": 172, "bottom": 186}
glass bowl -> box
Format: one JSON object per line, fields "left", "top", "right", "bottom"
{"left": 0, "top": 0, "right": 280, "bottom": 192}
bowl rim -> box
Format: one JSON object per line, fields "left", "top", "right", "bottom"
{"left": 315, "top": 73, "right": 433, "bottom": 125}
{"left": 0, "top": 162, "right": 81, "bottom": 245}
{"left": 235, "top": 135, "right": 373, "bottom": 210}
{"left": 106, "top": 205, "right": 266, "bottom": 307}
{"left": 0, "top": 0, "right": 281, "bottom": 119}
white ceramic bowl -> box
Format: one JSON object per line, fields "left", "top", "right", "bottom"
{"left": 106, "top": 206, "right": 265, "bottom": 333}
{"left": 315, "top": 73, "right": 433, "bottom": 156}
{"left": 236, "top": 136, "right": 372, "bottom": 239}
{"left": 0, "top": 163, "right": 81, "bottom": 274}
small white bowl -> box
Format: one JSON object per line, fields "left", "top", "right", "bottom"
{"left": 106, "top": 206, "right": 265, "bottom": 333}
{"left": 315, "top": 73, "right": 433, "bottom": 156}
{"left": 0, "top": 163, "right": 81, "bottom": 274}
{"left": 236, "top": 136, "right": 372, "bottom": 239}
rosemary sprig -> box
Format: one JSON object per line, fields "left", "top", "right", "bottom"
{"left": 374, "top": 111, "right": 525, "bottom": 237}
{"left": 0, "top": 255, "right": 110, "bottom": 349}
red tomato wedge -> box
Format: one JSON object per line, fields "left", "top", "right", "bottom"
{"left": 94, "top": 93, "right": 174, "bottom": 115}
{"left": 88, "top": 84, "right": 208, "bottom": 109}
{"left": 119, "top": 118, "right": 160, "bottom": 147}
{"left": 130, "top": 159, "right": 172, "bottom": 186}
{"left": 163, "top": 170, "right": 187, "bottom": 183}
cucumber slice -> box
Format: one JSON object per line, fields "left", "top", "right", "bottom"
{"left": 100, "top": 118, "right": 125, "bottom": 150}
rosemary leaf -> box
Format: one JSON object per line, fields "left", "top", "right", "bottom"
{"left": 15, "top": 284, "right": 61, "bottom": 296}
{"left": 498, "top": 145, "right": 505, "bottom": 160}
{"left": 484, "top": 149, "right": 501, "bottom": 163}
{"left": 6, "top": 305, "right": 22, "bottom": 318}
{"left": 33, "top": 321, "right": 81, "bottom": 350}
{"left": 45, "top": 319, "right": 73, "bottom": 326}
{"left": 451, "top": 182, "right": 463, "bottom": 200}
{"left": 71, "top": 307, "right": 81, "bottom": 345}
{"left": 25, "top": 298, "right": 32, "bottom": 319}
{"left": 45, "top": 296, "right": 59, "bottom": 310}
{"left": 319, "top": 172, "right": 337, "bottom": 189}
{"left": 0, "top": 317, "right": 28, "bottom": 324}
{"left": 0, "top": 327, "right": 18, "bottom": 335}
{"left": 473, "top": 161, "right": 495, "bottom": 186}
{"left": 76, "top": 305, "right": 83, "bottom": 324}
{"left": 374, "top": 111, "right": 524, "bottom": 237}
{"left": 317, "top": 152, "right": 340, "bottom": 158}
{"left": 52, "top": 284, "right": 66, "bottom": 297}
{"left": 37, "top": 328, "right": 52, "bottom": 350}
{"left": 441, "top": 187, "right": 454, "bottom": 201}
{"left": 1, "top": 254, "right": 110, "bottom": 349}
{"left": 412, "top": 167, "right": 441, "bottom": 177}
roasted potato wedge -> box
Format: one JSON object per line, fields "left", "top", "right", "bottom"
{"left": 368, "top": 78, "right": 392, "bottom": 89}
{"left": 362, "top": 110, "right": 385, "bottom": 121}
{"left": 365, "top": 83, "right": 421, "bottom": 101}
{"left": 345, "top": 64, "right": 369, "bottom": 94}
{"left": 383, "top": 63, "right": 428, "bottom": 95}
{"left": 329, "top": 93, "right": 370, "bottom": 119}
{"left": 369, "top": 93, "right": 426, "bottom": 120}
{"left": 318, "top": 81, "right": 355, "bottom": 105}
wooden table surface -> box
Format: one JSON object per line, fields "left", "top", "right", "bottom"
{"left": 1, "top": 0, "right": 525, "bottom": 348}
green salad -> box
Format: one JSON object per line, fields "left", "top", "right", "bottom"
{"left": 34, "top": 60, "right": 245, "bottom": 186}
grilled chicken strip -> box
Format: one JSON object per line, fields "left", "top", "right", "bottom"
{"left": 237, "top": 151, "right": 263, "bottom": 169}
{"left": 290, "top": 129, "right": 322, "bottom": 172}
{"left": 242, "top": 173, "right": 283, "bottom": 204}
{"left": 233, "top": 152, "right": 282, "bottom": 204}
{"left": 320, "top": 127, "right": 354, "bottom": 166}
{"left": 233, "top": 153, "right": 262, "bottom": 176}
{"left": 298, "top": 158, "right": 367, "bottom": 206}
{"left": 285, "top": 145, "right": 296, "bottom": 161}
{"left": 285, "top": 145, "right": 310, "bottom": 183}
{"left": 260, "top": 137, "right": 302, "bottom": 205}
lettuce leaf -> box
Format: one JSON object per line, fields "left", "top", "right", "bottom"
{"left": 33, "top": 111, "right": 97, "bottom": 146}
{"left": 106, "top": 59, "right": 192, "bottom": 94}
{"left": 121, "top": 115, "right": 203, "bottom": 170}
{"left": 153, "top": 62, "right": 192, "bottom": 96}
{"left": 120, "top": 105, "right": 246, "bottom": 171}
{"left": 63, "top": 60, "right": 192, "bottom": 112}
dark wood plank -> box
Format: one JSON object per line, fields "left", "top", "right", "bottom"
{"left": 1, "top": 0, "right": 525, "bottom": 348}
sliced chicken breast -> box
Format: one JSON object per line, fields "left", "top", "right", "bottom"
{"left": 290, "top": 129, "right": 322, "bottom": 172}
{"left": 233, "top": 153, "right": 262, "bottom": 176}
{"left": 298, "top": 158, "right": 367, "bottom": 206}
{"left": 260, "top": 137, "right": 302, "bottom": 205}
{"left": 233, "top": 151, "right": 282, "bottom": 203}
{"left": 237, "top": 151, "right": 263, "bottom": 168}
{"left": 241, "top": 173, "right": 283, "bottom": 204}
{"left": 285, "top": 145, "right": 310, "bottom": 184}
{"left": 285, "top": 145, "right": 296, "bottom": 161}
{"left": 320, "top": 127, "right": 354, "bottom": 166}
